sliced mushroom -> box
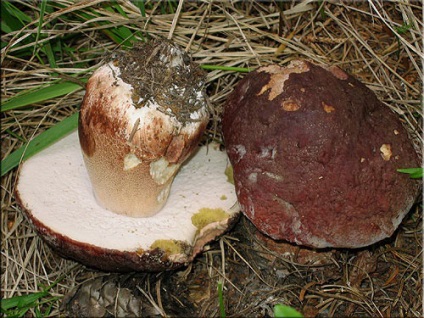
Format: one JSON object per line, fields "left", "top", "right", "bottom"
{"left": 16, "top": 132, "right": 239, "bottom": 272}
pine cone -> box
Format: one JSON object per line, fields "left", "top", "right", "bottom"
{"left": 61, "top": 275, "right": 157, "bottom": 317}
{"left": 60, "top": 272, "right": 196, "bottom": 317}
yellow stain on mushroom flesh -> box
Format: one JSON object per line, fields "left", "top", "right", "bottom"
{"left": 150, "top": 239, "right": 184, "bottom": 255}
{"left": 191, "top": 208, "right": 230, "bottom": 230}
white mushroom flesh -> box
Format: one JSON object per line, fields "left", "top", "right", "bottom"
{"left": 17, "top": 132, "right": 237, "bottom": 252}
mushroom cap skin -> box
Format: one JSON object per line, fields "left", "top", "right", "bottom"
{"left": 222, "top": 60, "right": 421, "bottom": 249}
{"left": 78, "top": 39, "right": 209, "bottom": 217}
{"left": 16, "top": 132, "right": 239, "bottom": 272}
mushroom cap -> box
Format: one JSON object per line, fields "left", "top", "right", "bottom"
{"left": 222, "top": 60, "right": 421, "bottom": 249}
{"left": 16, "top": 132, "right": 239, "bottom": 272}
{"left": 78, "top": 39, "right": 209, "bottom": 217}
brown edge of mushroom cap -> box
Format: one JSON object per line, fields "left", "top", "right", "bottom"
{"left": 15, "top": 188, "right": 240, "bottom": 272}
{"left": 14, "top": 131, "right": 240, "bottom": 272}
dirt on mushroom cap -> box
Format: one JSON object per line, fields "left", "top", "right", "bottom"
{"left": 114, "top": 39, "right": 207, "bottom": 123}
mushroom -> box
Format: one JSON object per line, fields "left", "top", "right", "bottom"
{"left": 222, "top": 60, "right": 421, "bottom": 249}
{"left": 78, "top": 39, "right": 209, "bottom": 217}
{"left": 16, "top": 132, "right": 239, "bottom": 272}
{"left": 15, "top": 39, "right": 239, "bottom": 271}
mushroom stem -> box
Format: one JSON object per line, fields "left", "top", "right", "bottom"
{"left": 78, "top": 39, "right": 209, "bottom": 217}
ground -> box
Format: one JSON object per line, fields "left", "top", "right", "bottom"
{"left": 1, "top": 1, "right": 422, "bottom": 317}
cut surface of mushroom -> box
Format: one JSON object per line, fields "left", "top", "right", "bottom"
{"left": 16, "top": 132, "right": 239, "bottom": 272}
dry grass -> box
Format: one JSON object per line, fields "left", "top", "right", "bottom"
{"left": 1, "top": 1, "right": 422, "bottom": 317}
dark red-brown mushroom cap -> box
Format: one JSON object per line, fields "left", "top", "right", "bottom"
{"left": 222, "top": 60, "right": 421, "bottom": 248}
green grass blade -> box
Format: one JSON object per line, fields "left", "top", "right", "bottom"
{"left": 217, "top": 281, "right": 226, "bottom": 318}
{"left": 0, "top": 1, "right": 31, "bottom": 33}
{"left": 274, "top": 304, "right": 303, "bottom": 318}
{"left": 34, "top": 296, "right": 61, "bottom": 317}
{"left": 167, "top": 0, "right": 177, "bottom": 14}
{"left": 43, "top": 41, "right": 58, "bottom": 69}
{"left": 111, "top": 2, "right": 128, "bottom": 18}
{"left": 36, "top": 0, "right": 47, "bottom": 42}
{"left": 136, "top": 0, "right": 146, "bottom": 17}
{"left": 101, "top": 28, "right": 126, "bottom": 45}
{"left": 396, "top": 22, "right": 414, "bottom": 34}
{"left": 1, "top": 20, "right": 13, "bottom": 35}
{"left": 104, "top": 3, "right": 135, "bottom": 40}
{"left": 1, "top": 112, "right": 79, "bottom": 177}
{"left": 409, "top": 172, "right": 423, "bottom": 179}
{"left": 2, "top": 305, "right": 33, "bottom": 318}
{"left": 113, "top": 26, "right": 136, "bottom": 46}
{"left": 5, "top": 129, "right": 26, "bottom": 142}
{"left": 0, "top": 291, "right": 48, "bottom": 312}
{"left": 35, "top": 1, "right": 59, "bottom": 69}
{"left": 1, "top": 4, "right": 23, "bottom": 33}
{"left": 397, "top": 167, "right": 423, "bottom": 179}
{"left": 1, "top": 81, "right": 85, "bottom": 112}
{"left": 200, "top": 64, "right": 251, "bottom": 73}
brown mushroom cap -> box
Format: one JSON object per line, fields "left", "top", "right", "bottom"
{"left": 78, "top": 39, "right": 209, "bottom": 217}
{"left": 16, "top": 132, "right": 239, "bottom": 272}
{"left": 222, "top": 60, "right": 421, "bottom": 249}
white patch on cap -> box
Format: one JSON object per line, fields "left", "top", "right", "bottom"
{"left": 257, "top": 61, "right": 309, "bottom": 100}
{"left": 258, "top": 146, "right": 277, "bottom": 160}
{"left": 150, "top": 157, "right": 180, "bottom": 185}
{"left": 248, "top": 172, "right": 257, "bottom": 183}
{"left": 232, "top": 145, "right": 246, "bottom": 163}
{"left": 380, "top": 144, "right": 392, "bottom": 161}
{"left": 157, "top": 184, "right": 171, "bottom": 203}
{"left": 263, "top": 171, "right": 283, "bottom": 181}
{"left": 123, "top": 153, "right": 142, "bottom": 171}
